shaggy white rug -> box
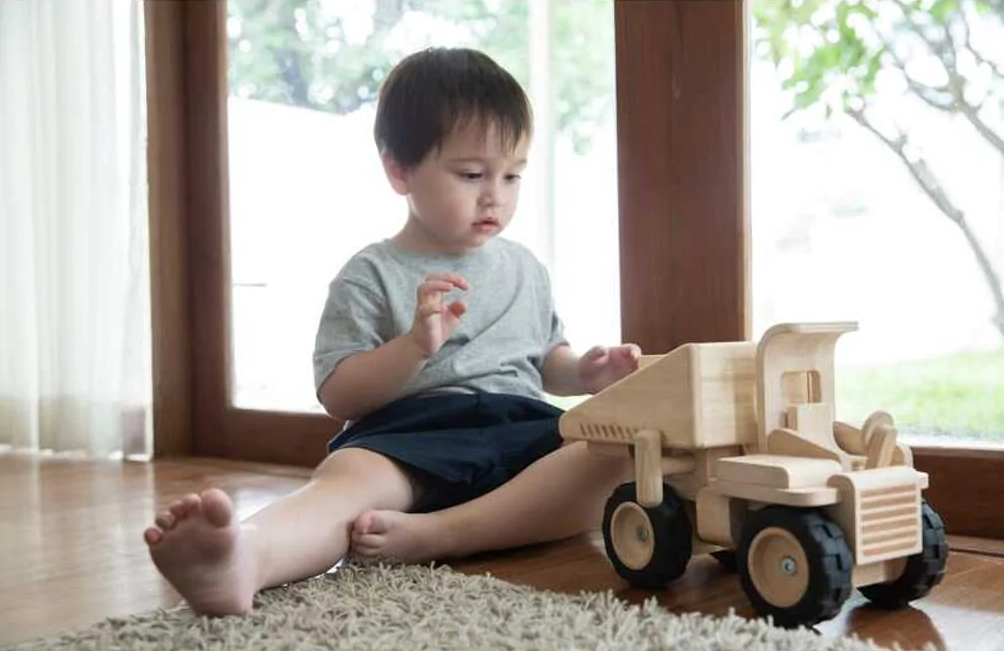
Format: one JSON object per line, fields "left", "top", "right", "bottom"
{"left": 6, "top": 563, "right": 913, "bottom": 651}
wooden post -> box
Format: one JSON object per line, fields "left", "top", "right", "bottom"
{"left": 635, "top": 429, "right": 664, "bottom": 507}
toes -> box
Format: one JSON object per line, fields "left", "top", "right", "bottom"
{"left": 353, "top": 533, "right": 384, "bottom": 548}
{"left": 155, "top": 511, "right": 176, "bottom": 530}
{"left": 353, "top": 512, "right": 374, "bottom": 536}
{"left": 350, "top": 525, "right": 385, "bottom": 554}
{"left": 355, "top": 511, "right": 391, "bottom": 536}
{"left": 351, "top": 542, "right": 381, "bottom": 558}
{"left": 171, "top": 493, "right": 201, "bottom": 519}
{"left": 199, "top": 488, "right": 233, "bottom": 528}
{"left": 143, "top": 527, "right": 163, "bottom": 545}
{"left": 365, "top": 512, "right": 390, "bottom": 535}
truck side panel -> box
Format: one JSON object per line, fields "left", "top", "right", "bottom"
{"left": 695, "top": 342, "right": 758, "bottom": 447}
{"left": 559, "top": 341, "right": 757, "bottom": 449}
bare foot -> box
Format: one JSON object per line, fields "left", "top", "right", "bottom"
{"left": 144, "top": 488, "right": 257, "bottom": 616}
{"left": 350, "top": 510, "right": 455, "bottom": 563}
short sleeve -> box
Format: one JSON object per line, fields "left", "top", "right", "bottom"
{"left": 312, "top": 277, "right": 388, "bottom": 396}
{"left": 545, "top": 310, "right": 568, "bottom": 355}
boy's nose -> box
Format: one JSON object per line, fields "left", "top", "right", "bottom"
{"left": 479, "top": 182, "right": 502, "bottom": 206}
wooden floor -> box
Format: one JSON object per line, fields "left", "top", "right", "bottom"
{"left": 2, "top": 455, "right": 1003, "bottom": 650}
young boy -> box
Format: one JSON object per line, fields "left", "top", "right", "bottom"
{"left": 143, "top": 47, "right": 640, "bottom": 617}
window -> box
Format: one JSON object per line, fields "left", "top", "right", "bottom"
{"left": 750, "top": 0, "right": 1004, "bottom": 450}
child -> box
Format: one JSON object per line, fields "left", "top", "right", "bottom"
{"left": 143, "top": 47, "right": 640, "bottom": 617}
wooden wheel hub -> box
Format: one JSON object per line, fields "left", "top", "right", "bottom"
{"left": 611, "top": 502, "right": 655, "bottom": 570}
{"left": 747, "top": 526, "right": 810, "bottom": 608}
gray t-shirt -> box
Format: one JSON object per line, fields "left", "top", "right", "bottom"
{"left": 313, "top": 237, "right": 568, "bottom": 403}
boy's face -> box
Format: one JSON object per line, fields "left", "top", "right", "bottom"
{"left": 387, "top": 120, "right": 529, "bottom": 254}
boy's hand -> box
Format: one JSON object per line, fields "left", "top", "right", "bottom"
{"left": 407, "top": 272, "right": 469, "bottom": 358}
{"left": 578, "top": 344, "right": 642, "bottom": 394}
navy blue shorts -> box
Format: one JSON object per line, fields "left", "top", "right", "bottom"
{"left": 327, "top": 392, "right": 564, "bottom": 513}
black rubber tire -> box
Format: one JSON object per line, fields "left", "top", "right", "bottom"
{"left": 601, "top": 482, "right": 693, "bottom": 589}
{"left": 737, "top": 507, "right": 853, "bottom": 628}
{"left": 859, "top": 501, "right": 948, "bottom": 608}
{"left": 711, "top": 549, "right": 738, "bottom": 573}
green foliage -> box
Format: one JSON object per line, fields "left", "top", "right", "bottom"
{"left": 753, "top": 0, "right": 889, "bottom": 117}
{"left": 754, "top": 0, "right": 1004, "bottom": 344}
{"left": 227, "top": 0, "right": 615, "bottom": 152}
{"left": 750, "top": 0, "right": 1004, "bottom": 117}
{"left": 837, "top": 348, "right": 1004, "bottom": 442}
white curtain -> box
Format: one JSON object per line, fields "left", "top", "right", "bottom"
{"left": 0, "top": 0, "right": 151, "bottom": 458}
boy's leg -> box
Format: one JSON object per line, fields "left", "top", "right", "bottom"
{"left": 352, "top": 441, "right": 633, "bottom": 562}
{"left": 144, "top": 447, "right": 419, "bottom": 616}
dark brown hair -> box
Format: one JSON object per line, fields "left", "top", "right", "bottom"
{"left": 374, "top": 48, "right": 532, "bottom": 168}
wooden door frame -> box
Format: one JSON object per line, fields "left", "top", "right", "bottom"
{"left": 144, "top": 0, "right": 1003, "bottom": 538}
{"left": 146, "top": 1, "right": 334, "bottom": 466}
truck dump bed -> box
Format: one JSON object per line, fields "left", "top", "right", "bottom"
{"left": 559, "top": 341, "right": 758, "bottom": 449}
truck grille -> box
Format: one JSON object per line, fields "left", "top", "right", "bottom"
{"left": 578, "top": 423, "right": 641, "bottom": 443}
{"left": 857, "top": 483, "right": 921, "bottom": 563}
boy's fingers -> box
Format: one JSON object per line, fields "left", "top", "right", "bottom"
{"left": 447, "top": 300, "right": 467, "bottom": 317}
{"left": 424, "top": 272, "right": 469, "bottom": 290}
{"left": 416, "top": 303, "right": 446, "bottom": 318}
{"left": 583, "top": 346, "right": 607, "bottom": 361}
{"left": 425, "top": 271, "right": 467, "bottom": 289}
{"left": 619, "top": 343, "right": 642, "bottom": 359}
{"left": 606, "top": 344, "right": 638, "bottom": 358}
{"left": 417, "top": 280, "right": 456, "bottom": 297}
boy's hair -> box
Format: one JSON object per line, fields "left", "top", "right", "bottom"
{"left": 374, "top": 48, "right": 532, "bottom": 168}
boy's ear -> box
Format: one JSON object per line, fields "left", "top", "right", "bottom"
{"left": 381, "top": 154, "right": 410, "bottom": 195}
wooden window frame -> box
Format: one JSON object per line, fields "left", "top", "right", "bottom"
{"left": 144, "top": 0, "right": 1003, "bottom": 538}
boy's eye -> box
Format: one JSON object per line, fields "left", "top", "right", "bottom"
{"left": 459, "top": 171, "right": 484, "bottom": 181}
{"left": 505, "top": 174, "right": 522, "bottom": 182}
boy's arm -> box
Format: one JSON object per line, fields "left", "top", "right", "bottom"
{"left": 318, "top": 271, "right": 468, "bottom": 421}
{"left": 541, "top": 344, "right": 584, "bottom": 396}
{"left": 542, "top": 343, "right": 642, "bottom": 397}
{"left": 318, "top": 333, "right": 428, "bottom": 422}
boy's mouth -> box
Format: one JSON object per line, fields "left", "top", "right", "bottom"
{"left": 474, "top": 218, "right": 500, "bottom": 232}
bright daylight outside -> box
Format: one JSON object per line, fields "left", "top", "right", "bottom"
{"left": 750, "top": 0, "right": 1004, "bottom": 447}
{"left": 225, "top": 0, "right": 620, "bottom": 414}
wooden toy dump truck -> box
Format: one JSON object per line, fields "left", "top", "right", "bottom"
{"left": 559, "top": 322, "right": 947, "bottom": 628}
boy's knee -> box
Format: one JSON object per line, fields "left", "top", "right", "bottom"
{"left": 312, "top": 447, "right": 424, "bottom": 507}
{"left": 313, "top": 447, "right": 391, "bottom": 482}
